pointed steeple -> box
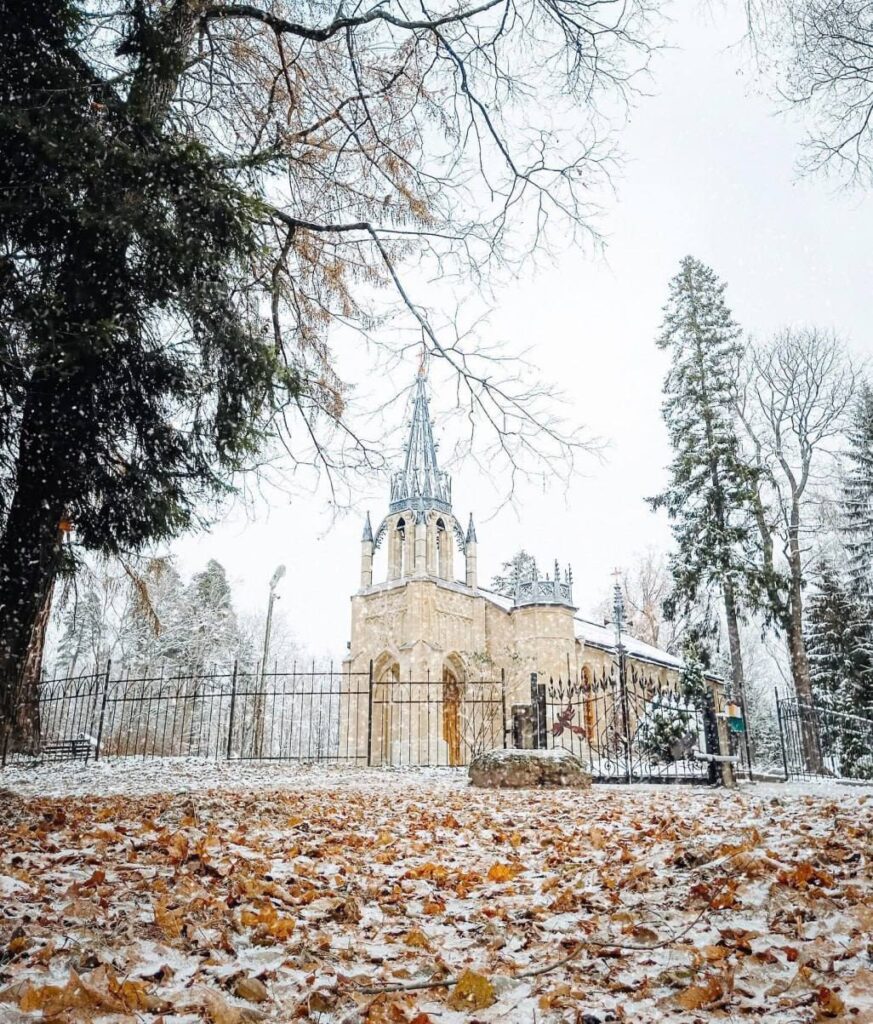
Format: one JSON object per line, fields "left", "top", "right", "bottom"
{"left": 389, "top": 369, "right": 452, "bottom": 513}
{"left": 466, "top": 513, "right": 477, "bottom": 544}
{"left": 362, "top": 511, "right": 373, "bottom": 543}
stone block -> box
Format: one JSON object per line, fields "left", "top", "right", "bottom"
{"left": 468, "top": 747, "right": 591, "bottom": 788}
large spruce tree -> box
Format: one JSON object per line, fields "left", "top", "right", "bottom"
{"left": 842, "top": 383, "right": 873, "bottom": 593}
{"left": 649, "top": 257, "right": 761, "bottom": 709}
{"left": 0, "top": 2, "right": 285, "bottom": 748}
{"left": 805, "top": 563, "right": 873, "bottom": 777}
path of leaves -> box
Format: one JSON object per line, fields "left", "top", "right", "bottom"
{"left": 0, "top": 774, "right": 871, "bottom": 1023}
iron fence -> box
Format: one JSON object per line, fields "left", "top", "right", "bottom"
{"left": 1, "top": 663, "right": 504, "bottom": 769}
{"left": 3, "top": 662, "right": 727, "bottom": 784}
{"left": 776, "top": 697, "right": 873, "bottom": 782}
{"left": 536, "top": 666, "right": 719, "bottom": 784}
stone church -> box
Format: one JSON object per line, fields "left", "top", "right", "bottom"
{"left": 343, "top": 370, "right": 701, "bottom": 766}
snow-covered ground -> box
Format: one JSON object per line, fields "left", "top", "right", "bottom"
{"left": 0, "top": 761, "right": 871, "bottom": 1023}
{"left": 2, "top": 755, "right": 869, "bottom": 801}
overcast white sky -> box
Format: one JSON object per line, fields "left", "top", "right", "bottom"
{"left": 173, "top": 0, "right": 873, "bottom": 659}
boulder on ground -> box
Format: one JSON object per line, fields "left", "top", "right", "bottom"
{"left": 468, "top": 747, "right": 591, "bottom": 788}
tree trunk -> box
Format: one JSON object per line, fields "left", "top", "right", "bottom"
{"left": 0, "top": 450, "right": 64, "bottom": 753}
{"left": 721, "top": 578, "right": 747, "bottom": 705}
{"left": 785, "top": 518, "right": 823, "bottom": 772}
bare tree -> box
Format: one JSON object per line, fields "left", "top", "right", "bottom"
{"left": 736, "top": 328, "right": 858, "bottom": 727}
{"left": 1, "top": 0, "right": 658, "bottom": 747}
{"left": 597, "top": 549, "right": 673, "bottom": 649}
{"left": 746, "top": 1, "right": 873, "bottom": 184}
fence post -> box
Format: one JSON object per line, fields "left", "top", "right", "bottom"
{"left": 366, "top": 660, "right": 374, "bottom": 767}
{"left": 226, "top": 660, "right": 238, "bottom": 760}
{"left": 530, "top": 673, "right": 547, "bottom": 748}
{"left": 775, "top": 689, "right": 790, "bottom": 781}
{"left": 618, "top": 653, "right": 633, "bottom": 783}
{"left": 737, "top": 691, "right": 755, "bottom": 781}
{"left": 93, "top": 660, "right": 112, "bottom": 763}
{"left": 700, "top": 681, "right": 736, "bottom": 787}
{"left": 500, "top": 668, "right": 508, "bottom": 750}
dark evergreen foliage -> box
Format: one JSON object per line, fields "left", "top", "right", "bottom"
{"left": 648, "top": 257, "right": 767, "bottom": 709}
{"left": 0, "top": 2, "right": 292, "bottom": 735}
{"left": 649, "top": 258, "right": 760, "bottom": 613}
{"left": 842, "top": 383, "right": 873, "bottom": 593}
{"left": 805, "top": 563, "right": 873, "bottom": 777}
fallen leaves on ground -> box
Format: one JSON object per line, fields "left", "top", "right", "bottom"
{"left": 0, "top": 767, "right": 871, "bottom": 1023}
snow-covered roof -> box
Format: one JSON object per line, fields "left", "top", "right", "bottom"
{"left": 574, "top": 617, "right": 685, "bottom": 671}
{"left": 477, "top": 587, "right": 515, "bottom": 611}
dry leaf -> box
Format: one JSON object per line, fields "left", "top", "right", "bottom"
{"left": 447, "top": 969, "right": 496, "bottom": 1011}
{"left": 166, "top": 831, "right": 189, "bottom": 865}
{"left": 234, "top": 975, "right": 269, "bottom": 1003}
{"left": 196, "top": 986, "right": 266, "bottom": 1023}
{"left": 403, "top": 928, "right": 432, "bottom": 950}
{"left": 817, "top": 986, "right": 846, "bottom": 1018}
{"left": 487, "top": 862, "right": 522, "bottom": 883}
{"left": 675, "top": 974, "right": 723, "bottom": 1010}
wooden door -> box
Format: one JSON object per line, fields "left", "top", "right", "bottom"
{"left": 442, "top": 668, "right": 462, "bottom": 766}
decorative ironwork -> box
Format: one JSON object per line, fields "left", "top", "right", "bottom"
{"left": 514, "top": 575, "right": 574, "bottom": 607}
{"left": 543, "top": 667, "right": 717, "bottom": 784}
{"left": 3, "top": 664, "right": 725, "bottom": 787}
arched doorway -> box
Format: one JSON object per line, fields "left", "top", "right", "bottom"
{"left": 442, "top": 655, "right": 466, "bottom": 766}
{"left": 372, "top": 652, "right": 400, "bottom": 766}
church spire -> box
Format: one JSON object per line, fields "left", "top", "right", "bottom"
{"left": 389, "top": 368, "right": 452, "bottom": 513}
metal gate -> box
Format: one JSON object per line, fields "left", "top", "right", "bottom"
{"left": 531, "top": 668, "right": 719, "bottom": 784}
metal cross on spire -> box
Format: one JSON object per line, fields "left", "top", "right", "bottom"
{"left": 388, "top": 367, "right": 452, "bottom": 514}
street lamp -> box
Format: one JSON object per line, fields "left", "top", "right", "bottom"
{"left": 254, "top": 564, "right": 285, "bottom": 756}
{"left": 262, "top": 564, "right": 286, "bottom": 679}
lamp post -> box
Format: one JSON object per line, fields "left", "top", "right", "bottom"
{"left": 612, "top": 571, "right": 633, "bottom": 781}
{"left": 253, "top": 564, "right": 286, "bottom": 756}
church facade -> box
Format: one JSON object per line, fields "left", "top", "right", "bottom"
{"left": 343, "top": 371, "right": 718, "bottom": 767}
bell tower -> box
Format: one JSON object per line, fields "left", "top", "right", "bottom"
{"left": 362, "top": 368, "right": 473, "bottom": 588}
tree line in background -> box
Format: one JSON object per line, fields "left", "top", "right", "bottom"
{"left": 652, "top": 256, "right": 873, "bottom": 776}
{"left": 47, "top": 557, "right": 299, "bottom": 680}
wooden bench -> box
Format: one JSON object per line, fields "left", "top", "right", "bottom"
{"left": 39, "top": 739, "right": 93, "bottom": 761}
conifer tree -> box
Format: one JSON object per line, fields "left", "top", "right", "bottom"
{"left": 649, "top": 257, "right": 761, "bottom": 710}
{"left": 805, "top": 563, "right": 873, "bottom": 777}
{"left": 842, "top": 383, "right": 873, "bottom": 593}
{"left": 490, "top": 551, "right": 539, "bottom": 597}
{"left": 183, "top": 561, "right": 239, "bottom": 676}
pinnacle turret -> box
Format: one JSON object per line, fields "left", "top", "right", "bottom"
{"left": 466, "top": 513, "right": 477, "bottom": 544}
{"left": 362, "top": 511, "right": 373, "bottom": 543}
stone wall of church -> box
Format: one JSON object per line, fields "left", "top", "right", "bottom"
{"left": 342, "top": 575, "right": 721, "bottom": 767}
{"left": 502, "top": 604, "right": 580, "bottom": 706}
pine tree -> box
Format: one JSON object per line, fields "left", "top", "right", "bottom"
{"left": 490, "top": 551, "right": 539, "bottom": 597}
{"left": 805, "top": 563, "right": 873, "bottom": 778}
{"left": 649, "top": 257, "right": 762, "bottom": 711}
{"left": 842, "top": 383, "right": 873, "bottom": 593}
{"left": 182, "top": 561, "right": 239, "bottom": 676}
{"left": 0, "top": 2, "right": 289, "bottom": 745}
{"left": 678, "top": 628, "right": 713, "bottom": 702}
